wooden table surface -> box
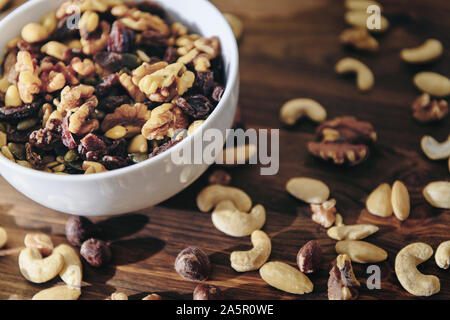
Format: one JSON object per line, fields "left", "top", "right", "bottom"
{"left": 0, "top": 0, "right": 449, "bottom": 300}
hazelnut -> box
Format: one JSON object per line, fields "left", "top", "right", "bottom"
{"left": 65, "top": 216, "right": 98, "bottom": 246}
{"left": 80, "top": 238, "right": 111, "bottom": 267}
{"left": 297, "top": 240, "right": 322, "bottom": 274}
{"left": 193, "top": 284, "right": 223, "bottom": 300}
{"left": 174, "top": 246, "right": 211, "bottom": 281}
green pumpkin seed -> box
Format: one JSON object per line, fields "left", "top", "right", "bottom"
{"left": 7, "top": 143, "right": 25, "bottom": 160}
{"left": 129, "top": 153, "right": 149, "bottom": 163}
{"left": 67, "top": 161, "right": 83, "bottom": 171}
{"left": 56, "top": 156, "right": 65, "bottom": 163}
{"left": 122, "top": 54, "right": 141, "bottom": 69}
{"left": 64, "top": 150, "right": 79, "bottom": 163}
{"left": 0, "top": 123, "right": 6, "bottom": 132}
{"left": 17, "top": 118, "right": 38, "bottom": 131}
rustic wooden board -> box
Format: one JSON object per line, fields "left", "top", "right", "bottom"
{"left": 0, "top": 0, "right": 449, "bottom": 300}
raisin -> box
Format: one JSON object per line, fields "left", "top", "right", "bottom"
{"left": 101, "top": 155, "right": 129, "bottom": 170}
{"left": 61, "top": 116, "right": 78, "bottom": 149}
{"left": 163, "top": 46, "right": 178, "bottom": 63}
{"left": 51, "top": 17, "right": 79, "bottom": 41}
{"left": 29, "top": 119, "right": 62, "bottom": 151}
{"left": 93, "top": 52, "right": 124, "bottom": 72}
{"left": 141, "top": 30, "right": 168, "bottom": 47}
{"left": 0, "top": 102, "right": 41, "bottom": 120}
{"left": 78, "top": 133, "right": 107, "bottom": 161}
{"left": 99, "top": 95, "right": 132, "bottom": 112}
{"left": 195, "top": 71, "right": 214, "bottom": 96}
{"left": 174, "top": 95, "right": 213, "bottom": 119}
{"left": 95, "top": 73, "right": 120, "bottom": 97}
{"left": 105, "top": 138, "right": 128, "bottom": 158}
{"left": 107, "top": 21, "right": 134, "bottom": 53}
{"left": 149, "top": 139, "right": 180, "bottom": 158}
{"left": 210, "top": 55, "right": 225, "bottom": 83}
{"left": 211, "top": 86, "right": 225, "bottom": 103}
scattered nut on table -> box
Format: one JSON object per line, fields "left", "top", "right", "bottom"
{"left": 223, "top": 13, "right": 243, "bottom": 40}
{"left": 411, "top": 93, "right": 448, "bottom": 123}
{"left": 212, "top": 200, "right": 266, "bottom": 237}
{"left": 32, "top": 285, "right": 81, "bottom": 300}
{"left": 208, "top": 169, "right": 231, "bottom": 185}
{"left": 391, "top": 180, "right": 411, "bottom": 221}
{"left": 0, "top": 226, "right": 7, "bottom": 248}
{"left": 24, "top": 233, "right": 54, "bottom": 257}
{"left": 230, "top": 230, "right": 271, "bottom": 272}
{"left": 335, "top": 240, "right": 388, "bottom": 263}
{"left": 259, "top": 261, "right": 313, "bottom": 295}
{"left": 297, "top": 240, "right": 322, "bottom": 274}
{"left": 327, "top": 224, "right": 379, "bottom": 240}
{"left": 366, "top": 183, "right": 393, "bottom": 217}
{"left": 193, "top": 284, "right": 223, "bottom": 300}
{"left": 54, "top": 244, "right": 82, "bottom": 287}
{"left": 197, "top": 184, "right": 252, "bottom": 212}
{"left": 286, "top": 177, "right": 330, "bottom": 204}
{"left": 80, "top": 238, "right": 111, "bottom": 267}
{"left": 174, "top": 246, "right": 211, "bottom": 281}
{"left": 310, "top": 199, "right": 337, "bottom": 228}
{"left": 65, "top": 216, "right": 99, "bottom": 247}
{"left": 420, "top": 135, "right": 450, "bottom": 160}
{"left": 422, "top": 181, "right": 450, "bottom": 209}
{"left": 395, "top": 242, "right": 440, "bottom": 296}
{"left": 413, "top": 72, "right": 450, "bottom": 97}
{"left": 308, "top": 116, "right": 377, "bottom": 165}
{"left": 142, "top": 293, "right": 163, "bottom": 300}
{"left": 400, "top": 39, "right": 443, "bottom": 64}
{"left": 335, "top": 57, "right": 374, "bottom": 91}
{"left": 18, "top": 247, "right": 64, "bottom": 283}
{"left": 328, "top": 254, "right": 360, "bottom": 300}
{"left": 339, "top": 28, "right": 379, "bottom": 52}
{"left": 435, "top": 240, "right": 450, "bottom": 269}
{"left": 345, "top": 11, "right": 389, "bottom": 32}
{"left": 279, "top": 98, "right": 327, "bottom": 126}
{"left": 219, "top": 143, "right": 257, "bottom": 165}
{"left": 110, "top": 292, "right": 128, "bottom": 300}
{"left": 335, "top": 213, "right": 344, "bottom": 226}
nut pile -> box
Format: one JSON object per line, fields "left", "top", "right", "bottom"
{"left": 0, "top": 0, "right": 226, "bottom": 174}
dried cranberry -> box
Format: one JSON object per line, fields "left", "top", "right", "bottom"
{"left": 149, "top": 140, "right": 180, "bottom": 158}
{"left": 93, "top": 52, "right": 124, "bottom": 72}
{"left": 0, "top": 102, "right": 40, "bottom": 120}
{"left": 78, "top": 133, "right": 107, "bottom": 161}
{"left": 101, "top": 155, "right": 129, "bottom": 170}
{"left": 29, "top": 119, "right": 62, "bottom": 151}
{"left": 95, "top": 73, "right": 120, "bottom": 97}
{"left": 163, "top": 46, "right": 178, "bottom": 63}
{"left": 211, "top": 86, "right": 225, "bottom": 103}
{"left": 108, "top": 21, "right": 134, "bottom": 53}
{"left": 174, "top": 95, "right": 213, "bottom": 119}
{"left": 61, "top": 116, "right": 78, "bottom": 149}
{"left": 195, "top": 71, "right": 214, "bottom": 96}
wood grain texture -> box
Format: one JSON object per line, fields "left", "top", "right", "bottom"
{"left": 0, "top": 0, "right": 449, "bottom": 300}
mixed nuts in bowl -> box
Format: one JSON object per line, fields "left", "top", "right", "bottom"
{"left": 0, "top": 0, "right": 239, "bottom": 216}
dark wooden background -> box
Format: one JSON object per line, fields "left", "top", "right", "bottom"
{"left": 0, "top": 0, "right": 449, "bottom": 300}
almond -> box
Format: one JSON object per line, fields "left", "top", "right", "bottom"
{"left": 391, "top": 181, "right": 410, "bottom": 221}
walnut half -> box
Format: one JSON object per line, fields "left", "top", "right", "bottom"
{"left": 412, "top": 93, "right": 448, "bottom": 123}
{"left": 141, "top": 103, "right": 188, "bottom": 140}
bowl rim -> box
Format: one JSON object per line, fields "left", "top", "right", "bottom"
{"left": 0, "top": 0, "right": 239, "bottom": 181}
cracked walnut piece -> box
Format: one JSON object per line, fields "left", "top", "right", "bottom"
{"left": 68, "top": 96, "right": 99, "bottom": 135}
{"left": 138, "top": 62, "right": 195, "bottom": 102}
{"left": 412, "top": 93, "right": 448, "bottom": 122}
{"left": 308, "top": 116, "right": 376, "bottom": 166}
{"left": 59, "top": 84, "right": 95, "bottom": 113}
{"left": 141, "top": 103, "right": 188, "bottom": 140}
{"left": 310, "top": 199, "right": 337, "bottom": 228}
{"left": 101, "top": 103, "right": 151, "bottom": 132}
{"left": 328, "top": 254, "right": 360, "bottom": 300}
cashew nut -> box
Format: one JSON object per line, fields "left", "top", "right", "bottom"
{"left": 391, "top": 180, "right": 411, "bottom": 221}
{"left": 18, "top": 247, "right": 64, "bottom": 283}
{"left": 0, "top": 226, "right": 7, "bottom": 248}
{"left": 54, "top": 244, "right": 82, "bottom": 287}
{"left": 286, "top": 177, "right": 330, "bottom": 204}
{"left": 327, "top": 224, "right": 379, "bottom": 240}
{"left": 335, "top": 213, "right": 344, "bottom": 226}
{"left": 435, "top": 240, "right": 450, "bottom": 269}
{"left": 280, "top": 98, "right": 327, "bottom": 125}
{"left": 230, "top": 230, "right": 271, "bottom": 272}
{"left": 401, "top": 39, "right": 443, "bottom": 64}
{"left": 197, "top": 185, "right": 252, "bottom": 212}
{"left": 211, "top": 200, "right": 265, "bottom": 237}
{"left": 395, "top": 242, "right": 440, "bottom": 296}
{"left": 32, "top": 285, "right": 81, "bottom": 300}
{"left": 423, "top": 181, "right": 450, "bottom": 209}
{"left": 336, "top": 240, "right": 387, "bottom": 263}
{"left": 414, "top": 72, "right": 450, "bottom": 97}
{"left": 345, "top": 0, "right": 383, "bottom": 11}
{"left": 259, "top": 261, "right": 313, "bottom": 295}
{"left": 219, "top": 144, "right": 257, "bottom": 165}
{"left": 366, "top": 183, "right": 393, "bottom": 217}
{"left": 335, "top": 58, "right": 374, "bottom": 91}
{"left": 24, "top": 233, "right": 54, "bottom": 256}
{"left": 420, "top": 135, "right": 450, "bottom": 160}
{"left": 345, "top": 11, "right": 389, "bottom": 32}
{"left": 110, "top": 292, "right": 128, "bottom": 300}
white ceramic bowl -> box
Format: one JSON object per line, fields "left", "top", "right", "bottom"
{"left": 0, "top": 0, "right": 239, "bottom": 216}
